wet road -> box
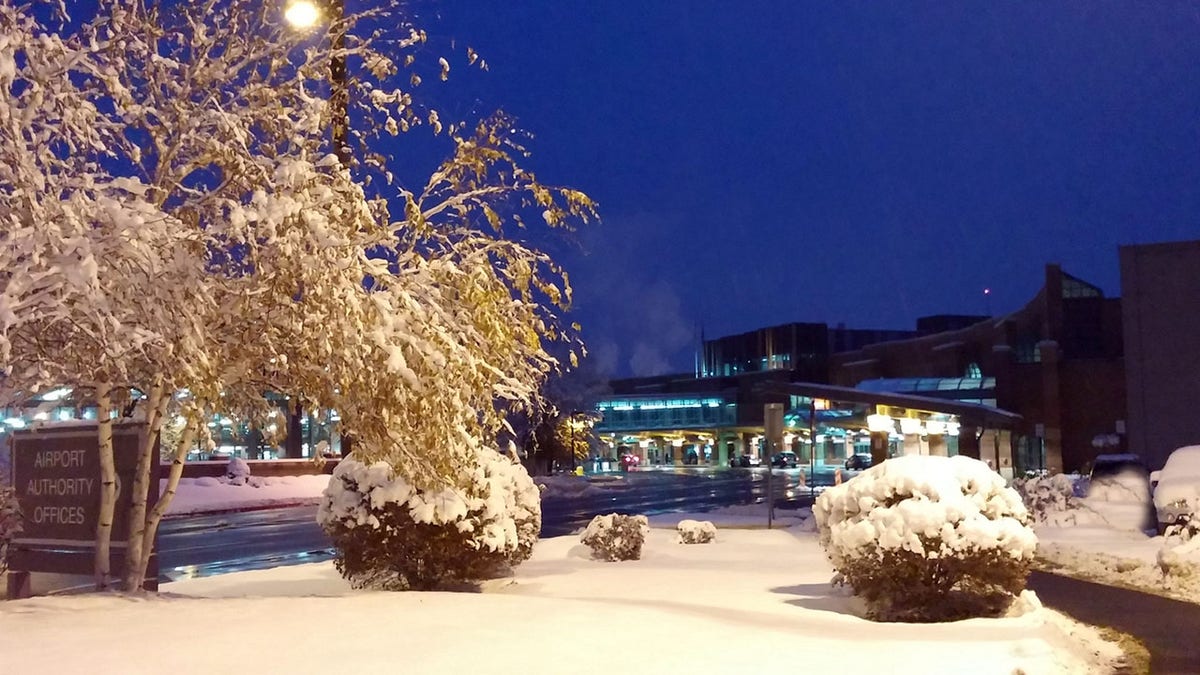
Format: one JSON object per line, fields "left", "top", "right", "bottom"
{"left": 1028, "top": 570, "right": 1200, "bottom": 675}
{"left": 158, "top": 468, "right": 817, "bottom": 581}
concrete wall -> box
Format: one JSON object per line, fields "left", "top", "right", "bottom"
{"left": 1121, "top": 240, "right": 1200, "bottom": 470}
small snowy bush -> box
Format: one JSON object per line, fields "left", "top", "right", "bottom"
{"left": 1012, "top": 473, "right": 1082, "bottom": 523}
{"left": 677, "top": 519, "right": 716, "bottom": 544}
{"left": 225, "top": 456, "right": 252, "bottom": 486}
{"left": 814, "top": 455, "right": 1036, "bottom": 622}
{"left": 581, "top": 514, "right": 648, "bottom": 561}
{"left": 318, "top": 447, "right": 541, "bottom": 590}
{"left": 0, "top": 485, "right": 21, "bottom": 576}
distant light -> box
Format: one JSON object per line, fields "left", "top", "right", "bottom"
{"left": 5, "top": 418, "right": 25, "bottom": 428}
{"left": 983, "top": 288, "right": 991, "bottom": 295}
{"left": 285, "top": 0, "right": 321, "bottom": 29}
{"left": 33, "top": 412, "right": 49, "bottom": 421}
{"left": 866, "top": 413, "right": 894, "bottom": 433}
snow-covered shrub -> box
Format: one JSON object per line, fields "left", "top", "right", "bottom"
{"left": 814, "top": 455, "right": 1037, "bottom": 622}
{"left": 581, "top": 514, "right": 648, "bottom": 561}
{"left": 0, "top": 485, "right": 21, "bottom": 576}
{"left": 225, "top": 456, "right": 252, "bottom": 486}
{"left": 677, "top": 519, "right": 716, "bottom": 544}
{"left": 1013, "top": 473, "right": 1082, "bottom": 523}
{"left": 318, "top": 447, "right": 541, "bottom": 590}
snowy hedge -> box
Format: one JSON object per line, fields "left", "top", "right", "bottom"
{"left": 318, "top": 447, "right": 541, "bottom": 590}
{"left": 677, "top": 519, "right": 716, "bottom": 544}
{"left": 581, "top": 514, "right": 648, "bottom": 561}
{"left": 814, "top": 455, "right": 1037, "bottom": 622}
{"left": 1012, "top": 473, "right": 1084, "bottom": 524}
{"left": 0, "top": 485, "right": 20, "bottom": 576}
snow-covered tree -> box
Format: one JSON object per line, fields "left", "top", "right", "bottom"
{"left": 0, "top": 484, "right": 20, "bottom": 577}
{"left": 0, "top": 0, "right": 594, "bottom": 591}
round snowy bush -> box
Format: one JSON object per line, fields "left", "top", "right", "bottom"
{"left": 581, "top": 514, "right": 648, "bottom": 561}
{"left": 677, "top": 519, "right": 716, "bottom": 544}
{"left": 1012, "top": 473, "right": 1084, "bottom": 524}
{"left": 814, "top": 455, "right": 1037, "bottom": 622}
{"left": 318, "top": 447, "right": 541, "bottom": 590}
{"left": 225, "top": 456, "right": 252, "bottom": 486}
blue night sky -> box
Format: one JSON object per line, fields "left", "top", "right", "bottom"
{"left": 58, "top": 1, "right": 1200, "bottom": 377}
{"left": 432, "top": 1, "right": 1200, "bottom": 377}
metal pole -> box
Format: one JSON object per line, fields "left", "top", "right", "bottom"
{"left": 329, "top": 0, "right": 350, "bottom": 166}
{"left": 808, "top": 401, "right": 816, "bottom": 499}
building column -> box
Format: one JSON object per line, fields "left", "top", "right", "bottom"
{"left": 979, "top": 429, "right": 999, "bottom": 470}
{"left": 996, "top": 429, "right": 1015, "bottom": 481}
{"left": 869, "top": 431, "right": 889, "bottom": 465}
{"left": 928, "top": 433, "right": 948, "bottom": 457}
{"left": 1039, "top": 340, "right": 1065, "bottom": 474}
{"left": 958, "top": 425, "right": 981, "bottom": 459}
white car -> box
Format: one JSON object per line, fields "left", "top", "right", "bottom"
{"left": 1151, "top": 445, "right": 1200, "bottom": 533}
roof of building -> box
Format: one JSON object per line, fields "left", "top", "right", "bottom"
{"left": 753, "top": 380, "right": 1022, "bottom": 429}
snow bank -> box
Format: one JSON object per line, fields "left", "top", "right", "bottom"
{"left": 162, "top": 474, "right": 330, "bottom": 516}
{"left": 533, "top": 474, "right": 609, "bottom": 498}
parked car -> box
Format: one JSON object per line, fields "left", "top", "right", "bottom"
{"left": 771, "top": 451, "right": 798, "bottom": 468}
{"left": 1085, "top": 453, "right": 1155, "bottom": 533}
{"left": 730, "top": 453, "right": 762, "bottom": 468}
{"left": 844, "top": 453, "right": 873, "bottom": 471}
{"left": 1151, "top": 445, "right": 1200, "bottom": 534}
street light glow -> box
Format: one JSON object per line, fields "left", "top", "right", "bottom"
{"left": 284, "top": 0, "right": 321, "bottom": 29}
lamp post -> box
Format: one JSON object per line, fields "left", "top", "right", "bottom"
{"left": 285, "top": 0, "right": 350, "bottom": 165}
{"left": 283, "top": 0, "right": 351, "bottom": 458}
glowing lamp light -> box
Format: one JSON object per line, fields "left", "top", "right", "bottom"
{"left": 284, "top": 0, "right": 321, "bottom": 29}
{"left": 671, "top": 438, "right": 684, "bottom": 447}
{"left": 899, "top": 417, "right": 923, "bottom": 435}
{"left": 866, "top": 413, "right": 894, "bottom": 433}
{"left": 947, "top": 422, "right": 961, "bottom": 437}
{"left": 924, "top": 420, "right": 946, "bottom": 435}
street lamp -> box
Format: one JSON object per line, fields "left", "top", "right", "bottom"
{"left": 284, "top": 0, "right": 321, "bottom": 28}
{"left": 284, "top": 0, "right": 350, "bottom": 165}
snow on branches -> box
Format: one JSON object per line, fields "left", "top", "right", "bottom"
{"left": 0, "top": 0, "right": 595, "bottom": 588}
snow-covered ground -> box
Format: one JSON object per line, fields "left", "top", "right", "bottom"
{"left": 128, "top": 465, "right": 1200, "bottom": 615}
{"left": 0, "top": 518, "right": 1122, "bottom": 674}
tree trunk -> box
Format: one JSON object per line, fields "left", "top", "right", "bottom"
{"left": 124, "top": 384, "right": 168, "bottom": 591}
{"left": 94, "top": 383, "right": 117, "bottom": 591}
{"left": 135, "top": 420, "right": 196, "bottom": 585}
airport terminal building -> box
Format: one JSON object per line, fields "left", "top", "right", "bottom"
{"left": 593, "top": 240, "right": 1200, "bottom": 476}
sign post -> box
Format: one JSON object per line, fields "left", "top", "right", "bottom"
{"left": 763, "top": 403, "right": 784, "bottom": 528}
{"left": 8, "top": 424, "right": 157, "bottom": 597}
